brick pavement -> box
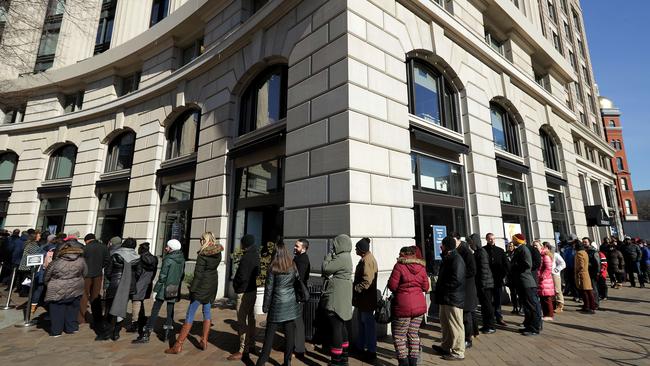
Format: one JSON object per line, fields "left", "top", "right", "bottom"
{"left": 0, "top": 285, "right": 648, "bottom": 366}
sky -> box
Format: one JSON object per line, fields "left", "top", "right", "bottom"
{"left": 582, "top": 1, "right": 650, "bottom": 190}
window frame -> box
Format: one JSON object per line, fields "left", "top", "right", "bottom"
{"left": 94, "top": 0, "right": 117, "bottom": 54}
{"left": 540, "top": 129, "right": 560, "bottom": 171}
{"left": 239, "top": 64, "right": 288, "bottom": 136}
{"left": 625, "top": 200, "right": 633, "bottom": 215}
{"left": 46, "top": 144, "right": 77, "bottom": 181}
{"left": 490, "top": 103, "right": 520, "bottom": 156}
{"left": 149, "top": 0, "right": 169, "bottom": 27}
{"left": 105, "top": 131, "right": 136, "bottom": 173}
{"left": 118, "top": 71, "right": 141, "bottom": 97}
{"left": 0, "top": 151, "right": 18, "bottom": 183}
{"left": 62, "top": 90, "right": 84, "bottom": 113}
{"left": 166, "top": 109, "right": 201, "bottom": 160}
{"left": 616, "top": 157, "right": 624, "bottom": 171}
{"left": 406, "top": 58, "right": 459, "bottom": 132}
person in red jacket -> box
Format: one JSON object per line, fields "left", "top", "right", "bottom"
{"left": 535, "top": 241, "right": 555, "bottom": 320}
{"left": 598, "top": 247, "right": 609, "bottom": 300}
{"left": 388, "top": 246, "right": 430, "bottom": 366}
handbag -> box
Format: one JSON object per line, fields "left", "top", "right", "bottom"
{"left": 294, "top": 272, "right": 310, "bottom": 303}
{"left": 164, "top": 284, "right": 179, "bottom": 299}
{"left": 374, "top": 286, "right": 392, "bottom": 324}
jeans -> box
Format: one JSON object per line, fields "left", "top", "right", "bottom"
{"left": 185, "top": 300, "right": 211, "bottom": 324}
{"left": 146, "top": 299, "right": 175, "bottom": 330}
{"left": 256, "top": 320, "right": 295, "bottom": 366}
{"left": 49, "top": 296, "right": 81, "bottom": 336}
{"left": 492, "top": 286, "right": 503, "bottom": 321}
{"left": 356, "top": 310, "right": 377, "bottom": 352}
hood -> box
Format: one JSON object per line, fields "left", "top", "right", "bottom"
{"left": 333, "top": 234, "right": 352, "bottom": 254}
{"left": 397, "top": 256, "right": 426, "bottom": 274}
{"left": 469, "top": 233, "right": 482, "bottom": 249}
{"left": 58, "top": 246, "right": 84, "bottom": 259}
{"left": 113, "top": 246, "right": 140, "bottom": 263}
{"left": 199, "top": 242, "right": 224, "bottom": 257}
{"left": 165, "top": 249, "right": 185, "bottom": 264}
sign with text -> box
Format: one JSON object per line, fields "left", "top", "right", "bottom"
{"left": 26, "top": 254, "right": 44, "bottom": 267}
{"left": 432, "top": 225, "right": 447, "bottom": 260}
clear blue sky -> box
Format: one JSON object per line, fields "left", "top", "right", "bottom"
{"left": 582, "top": 1, "right": 650, "bottom": 190}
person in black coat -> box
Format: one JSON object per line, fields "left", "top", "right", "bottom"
{"left": 293, "top": 238, "right": 310, "bottom": 358}
{"left": 469, "top": 233, "right": 496, "bottom": 334}
{"left": 128, "top": 242, "right": 158, "bottom": 334}
{"left": 228, "top": 234, "right": 260, "bottom": 361}
{"left": 80, "top": 233, "right": 110, "bottom": 328}
{"left": 434, "top": 236, "right": 466, "bottom": 361}
{"left": 484, "top": 233, "right": 509, "bottom": 325}
{"left": 510, "top": 234, "right": 541, "bottom": 336}
{"left": 455, "top": 234, "right": 478, "bottom": 347}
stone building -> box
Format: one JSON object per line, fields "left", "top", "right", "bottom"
{"left": 600, "top": 96, "right": 638, "bottom": 223}
{"left": 0, "top": 0, "right": 617, "bottom": 295}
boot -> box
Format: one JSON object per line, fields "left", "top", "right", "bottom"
{"left": 328, "top": 353, "right": 343, "bottom": 366}
{"left": 94, "top": 321, "right": 112, "bottom": 341}
{"left": 200, "top": 320, "right": 211, "bottom": 350}
{"left": 556, "top": 303, "right": 564, "bottom": 313}
{"left": 111, "top": 321, "right": 122, "bottom": 341}
{"left": 408, "top": 357, "right": 418, "bottom": 366}
{"left": 397, "top": 359, "right": 409, "bottom": 366}
{"left": 341, "top": 343, "right": 349, "bottom": 366}
{"left": 30, "top": 304, "right": 37, "bottom": 316}
{"left": 162, "top": 325, "right": 173, "bottom": 342}
{"left": 125, "top": 321, "right": 138, "bottom": 333}
{"left": 165, "top": 323, "right": 192, "bottom": 354}
{"left": 132, "top": 326, "right": 151, "bottom": 344}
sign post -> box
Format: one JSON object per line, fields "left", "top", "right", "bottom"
{"left": 1, "top": 266, "right": 17, "bottom": 310}
{"left": 15, "top": 254, "right": 43, "bottom": 327}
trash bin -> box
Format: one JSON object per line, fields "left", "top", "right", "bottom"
{"left": 304, "top": 283, "right": 322, "bottom": 342}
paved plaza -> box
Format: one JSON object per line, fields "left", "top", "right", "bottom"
{"left": 0, "top": 286, "right": 648, "bottom": 366}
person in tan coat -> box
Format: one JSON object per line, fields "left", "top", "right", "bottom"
{"left": 352, "top": 237, "right": 378, "bottom": 362}
{"left": 574, "top": 241, "right": 596, "bottom": 314}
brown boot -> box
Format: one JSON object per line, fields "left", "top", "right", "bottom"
{"left": 30, "top": 304, "right": 37, "bottom": 315}
{"left": 164, "top": 323, "right": 192, "bottom": 354}
{"left": 199, "top": 320, "right": 210, "bottom": 350}
{"left": 556, "top": 303, "right": 564, "bottom": 313}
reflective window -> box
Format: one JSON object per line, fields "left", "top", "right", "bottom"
{"left": 540, "top": 129, "right": 559, "bottom": 171}
{"left": 105, "top": 131, "right": 135, "bottom": 172}
{"left": 625, "top": 200, "right": 633, "bottom": 215}
{"left": 95, "top": 191, "right": 128, "bottom": 244}
{"left": 46, "top": 145, "right": 77, "bottom": 180}
{"left": 411, "top": 154, "right": 463, "bottom": 197}
{"left": 491, "top": 103, "right": 520, "bottom": 155}
{"left": 499, "top": 177, "right": 526, "bottom": 206}
{"left": 161, "top": 181, "right": 193, "bottom": 203}
{"left": 158, "top": 180, "right": 193, "bottom": 258}
{"left": 37, "top": 196, "right": 68, "bottom": 233}
{"left": 0, "top": 152, "right": 18, "bottom": 182}
{"left": 167, "top": 110, "right": 199, "bottom": 160}
{"left": 240, "top": 66, "right": 287, "bottom": 135}
{"left": 616, "top": 157, "right": 624, "bottom": 171}
{"left": 236, "top": 159, "right": 282, "bottom": 199}
{"left": 620, "top": 178, "right": 628, "bottom": 191}
{"left": 94, "top": 0, "right": 117, "bottom": 54}
{"left": 150, "top": 0, "right": 169, "bottom": 27}
{"left": 407, "top": 59, "right": 458, "bottom": 131}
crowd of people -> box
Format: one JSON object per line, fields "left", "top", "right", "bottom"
{"left": 0, "top": 227, "right": 648, "bottom": 365}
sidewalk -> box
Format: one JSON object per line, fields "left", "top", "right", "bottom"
{"left": 0, "top": 285, "right": 648, "bottom": 365}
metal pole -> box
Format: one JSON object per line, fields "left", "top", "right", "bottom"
{"left": 1, "top": 266, "right": 17, "bottom": 310}
{"left": 15, "top": 267, "right": 38, "bottom": 327}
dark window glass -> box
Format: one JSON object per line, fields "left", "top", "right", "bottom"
{"left": 105, "top": 131, "right": 135, "bottom": 172}
{"left": 616, "top": 157, "right": 624, "bottom": 171}
{"left": 94, "top": 0, "right": 116, "bottom": 54}
{"left": 166, "top": 110, "right": 199, "bottom": 160}
{"left": 158, "top": 180, "right": 193, "bottom": 258}
{"left": 162, "top": 181, "right": 192, "bottom": 203}
{"left": 490, "top": 103, "right": 519, "bottom": 155}
{"left": 540, "top": 129, "right": 559, "bottom": 171}
{"left": 118, "top": 72, "right": 141, "bottom": 96}
{"left": 236, "top": 159, "right": 282, "bottom": 199}
{"left": 411, "top": 154, "right": 463, "bottom": 197}
{"left": 46, "top": 145, "right": 77, "bottom": 180}
{"left": 63, "top": 91, "right": 84, "bottom": 113}
{"left": 0, "top": 152, "right": 18, "bottom": 182}
{"left": 181, "top": 38, "right": 204, "bottom": 66}
{"left": 36, "top": 196, "right": 68, "bottom": 233}
{"left": 239, "top": 65, "right": 287, "bottom": 135}
{"left": 150, "top": 0, "right": 169, "bottom": 27}
{"left": 499, "top": 177, "right": 525, "bottom": 207}
{"left": 407, "top": 60, "right": 458, "bottom": 131}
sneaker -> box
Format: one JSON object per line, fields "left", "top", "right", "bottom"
{"left": 441, "top": 354, "right": 464, "bottom": 361}
{"left": 496, "top": 319, "right": 508, "bottom": 326}
{"left": 465, "top": 340, "right": 472, "bottom": 349}
{"left": 480, "top": 327, "right": 496, "bottom": 334}
{"left": 50, "top": 334, "right": 62, "bottom": 338}
{"left": 521, "top": 331, "right": 539, "bottom": 336}
{"left": 542, "top": 317, "right": 554, "bottom": 321}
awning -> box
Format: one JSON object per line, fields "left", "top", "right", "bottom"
{"left": 584, "top": 205, "right": 612, "bottom": 227}
{"left": 545, "top": 173, "right": 568, "bottom": 186}
{"left": 410, "top": 127, "right": 470, "bottom": 154}
{"left": 496, "top": 157, "right": 530, "bottom": 174}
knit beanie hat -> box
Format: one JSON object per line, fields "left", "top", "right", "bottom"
{"left": 47, "top": 234, "right": 56, "bottom": 242}
{"left": 512, "top": 233, "right": 526, "bottom": 245}
{"left": 109, "top": 236, "right": 122, "bottom": 246}
{"left": 241, "top": 234, "right": 255, "bottom": 249}
{"left": 356, "top": 237, "right": 370, "bottom": 253}
{"left": 167, "top": 239, "right": 181, "bottom": 251}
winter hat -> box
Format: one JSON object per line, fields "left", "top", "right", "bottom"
{"left": 109, "top": 236, "right": 122, "bottom": 246}
{"left": 511, "top": 234, "right": 526, "bottom": 245}
{"left": 356, "top": 237, "right": 370, "bottom": 253}
{"left": 568, "top": 233, "right": 579, "bottom": 242}
{"left": 84, "top": 233, "right": 96, "bottom": 241}
{"left": 166, "top": 239, "right": 181, "bottom": 251}
{"left": 241, "top": 234, "right": 255, "bottom": 249}
{"left": 47, "top": 234, "right": 56, "bottom": 242}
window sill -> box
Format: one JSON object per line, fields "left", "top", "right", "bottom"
{"left": 494, "top": 149, "right": 525, "bottom": 165}
{"left": 235, "top": 120, "right": 286, "bottom": 147}
{"left": 408, "top": 114, "right": 464, "bottom": 143}
{"left": 41, "top": 177, "right": 73, "bottom": 187}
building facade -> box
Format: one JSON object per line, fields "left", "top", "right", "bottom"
{"left": 600, "top": 96, "right": 638, "bottom": 222}
{"left": 0, "top": 0, "right": 617, "bottom": 296}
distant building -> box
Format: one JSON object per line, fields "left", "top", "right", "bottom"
{"left": 634, "top": 190, "right": 650, "bottom": 221}
{"left": 600, "top": 96, "right": 638, "bottom": 222}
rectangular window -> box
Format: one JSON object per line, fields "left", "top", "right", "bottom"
{"left": 157, "top": 180, "right": 193, "bottom": 257}
{"left": 552, "top": 31, "right": 562, "bottom": 54}
{"left": 548, "top": 0, "right": 557, "bottom": 23}
{"left": 46, "top": 0, "right": 65, "bottom": 16}
{"left": 181, "top": 38, "right": 204, "bottom": 67}
{"left": 0, "top": 0, "right": 9, "bottom": 43}
{"left": 484, "top": 30, "right": 504, "bottom": 55}
{"left": 548, "top": 189, "right": 568, "bottom": 238}
{"left": 94, "top": 0, "right": 116, "bottom": 54}
{"left": 560, "top": 0, "right": 568, "bottom": 13}
{"left": 572, "top": 9, "right": 582, "bottom": 33}
{"left": 535, "top": 73, "right": 550, "bottom": 92}
{"left": 582, "top": 66, "right": 591, "bottom": 85}
{"left": 95, "top": 191, "right": 127, "bottom": 244}
{"left": 569, "top": 51, "right": 577, "bottom": 70}
{"left": 577, "top": 39, "right": 585, "bottom": 57}
{"left": 150, "top": 0, "right": 169, "bottom": 27}
{"left": 2, "top": 105, "right": 26, "bottom": 124}
{"left": 118, "top": 72, "right": 141, "bottom": 96}
{"left": 62, "top": 91, "right": 84, "bottom": 113}
{"left": 573, "top": 138, "right": 581, "bottom": 156}
{"left": 498, "top": 177, "right": 526, "bottom": 207}
{"left": 36, "top": 195, "right": 69, "bottom": 233}
{"left": 563, "top": 21, "right": 571, "bottom": 38}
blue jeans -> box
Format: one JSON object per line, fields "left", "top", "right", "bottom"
{"left": 356, "top": 310, "right": 377, "bottom": 352}
{"left": 185, "top": 300, "right": 211, "bottom": 324}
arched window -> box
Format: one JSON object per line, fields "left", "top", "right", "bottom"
{"left": 167, "top": 110, "right": 200, "bottom": 160}
{"left": 406, "top": 59, "right": 458, "bottom": 131}
{"left": 46, "top": 145, "right": 77, "bottom": 180}
{"left": 620, "top": 178, "right": 628, "bottom": 191}
{"left": 540, "top": 129, "right": 559, "bottom": 171}
{"left": 105, "top": 131, "right": 136, "bottom": 172}
{"left": 0, "top": 152, "right": 18, "bottom": 183}
{"left": 608, "top": 120, "right": 615, "bottom": 127}
{"left": 616, "top": 157, "right": 624, "bottom": 171}
{"left": 239, "top": 65, "right": 288, "bottom": 135}
{"left": 490, "top": 103, "right": 520, "bottom": 155}
{"left": 625, "top": 199, "right": 633, "bottom": 215}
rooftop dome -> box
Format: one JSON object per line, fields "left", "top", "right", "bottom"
{"left": 598, "top": 96, "right": 616, "bottom": 109}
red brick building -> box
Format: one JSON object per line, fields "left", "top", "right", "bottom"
{"left": 600, "top": 96, "right": 638, "bottom": 221}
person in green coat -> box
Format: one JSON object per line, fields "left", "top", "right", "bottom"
{"left": 165, "top": 232, "right": 223, "bottom": 354}
{"left": 321, "top": 234, "right": 353, "bottom": 366}
{"left": 133, "top": 239, "right": 185, "bottom": 344}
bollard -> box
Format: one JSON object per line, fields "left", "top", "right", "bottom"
{"left": 15, "top": 267, "right": 38, "bottom": 327}
{"left": 1, "top": 266, "right": 17, "bottom": 310}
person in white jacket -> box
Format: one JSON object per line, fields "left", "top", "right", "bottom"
{"left": 545, "top": 242, "right": 566, "bottom": 312}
